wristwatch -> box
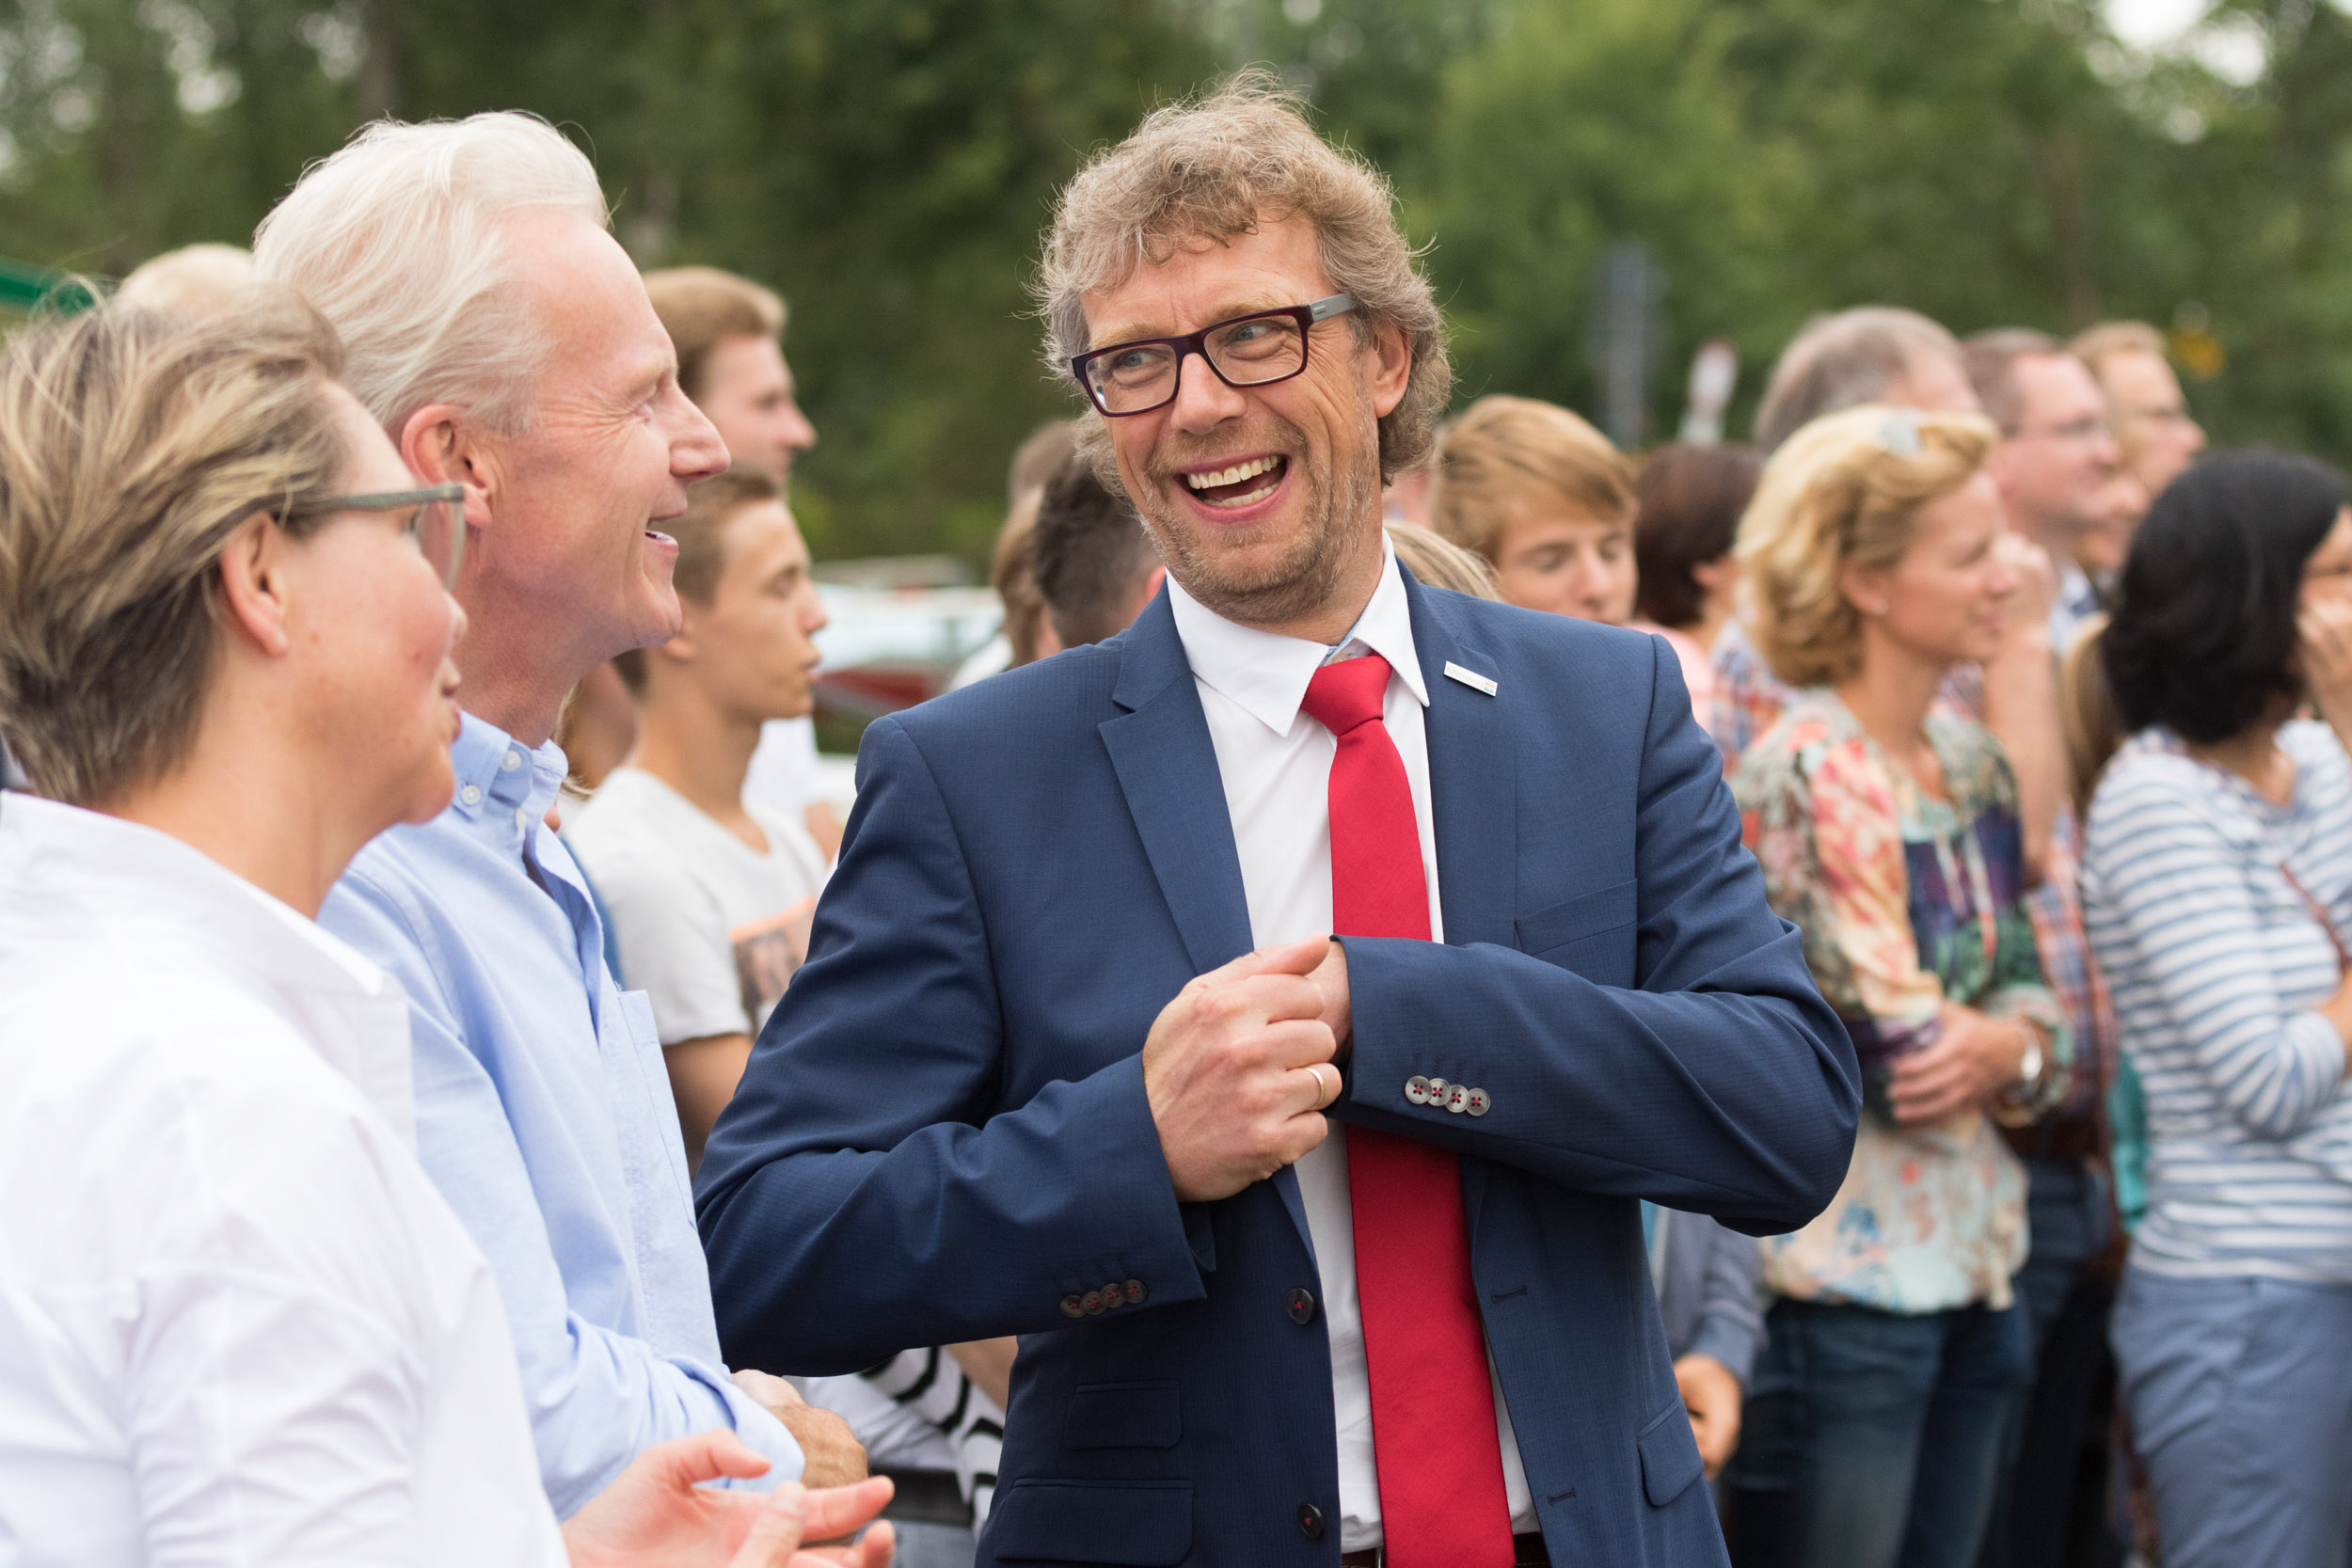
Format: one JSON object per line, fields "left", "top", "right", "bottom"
{"left": 2014, "top": 1024, "right": 2045, "bottom": 1097}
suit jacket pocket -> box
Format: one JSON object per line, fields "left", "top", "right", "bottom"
{"left": 1636, "top": 1397, "right": 1706, "bottom": 1507}
{"left": 987, "top": 1479, "right": 1193, "bottom": 1564}
{"left": 1064, "top": 1380, "right": 1182, "bottom": 1449}
{"left": 1516, "top": 879, "right": 1639, "bottom": 980}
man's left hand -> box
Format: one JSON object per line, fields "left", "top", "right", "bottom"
{"left": 1674, "top": 1354, "right": 1742, "bottom": 1479}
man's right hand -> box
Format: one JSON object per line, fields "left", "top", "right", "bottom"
{"left": 1142, "top": 939, "right": 1343, "bottom": 1203}
{"left": 733, "top": 1369, "right": 870, "bottom": 1490}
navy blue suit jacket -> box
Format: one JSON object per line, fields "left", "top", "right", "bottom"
{"left": 698, "top": 574, "right": 1857, "bottom": 1567}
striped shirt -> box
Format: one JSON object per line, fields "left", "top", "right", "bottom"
{"left": 2080, "top": 721, "right": 2352, "bottom": 1282}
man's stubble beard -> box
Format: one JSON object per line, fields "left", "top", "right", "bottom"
{"left": 1133, "top": 404, "right": 1384, "bottom": 633}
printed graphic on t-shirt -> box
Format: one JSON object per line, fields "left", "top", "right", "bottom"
{"left": 731, "top": 910, "right": 803, "bottom": 1032}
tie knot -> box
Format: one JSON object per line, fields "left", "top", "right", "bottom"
{"left": 1302, "top": 654, "right": 1393, "bottom": 736}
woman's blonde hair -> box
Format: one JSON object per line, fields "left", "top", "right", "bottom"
{"left": 1387, "top": 523, "right": 1499, "bottom": 599}
{"left": 1428, "top": 395, "right": 1634, "bottom": 564}
{"left": 1735, "top": 404, "right": 1998, "bottom": 688}
{"left": 0, "top": 292, "right": 349, "bottom": 804}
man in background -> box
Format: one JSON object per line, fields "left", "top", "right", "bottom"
{"left": 1963, "top": 329, "right": 2124, "bottom": 650}
{"left": 2071, "top": 321, "right": 2205, "bottom": 502}
{"left": 644, "top": 266, "right": 840, "bottom": 861}
{"left": 564, "top": 467, "right": 831, "bottom": 1175}
{"left": 1028, "top": 451, "right": 1163, "bottom": 651}
{"left": 1750, "top": 305, "right": 1983, "bottom": 452}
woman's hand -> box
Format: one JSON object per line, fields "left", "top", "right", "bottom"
{"left": 562, "top": 1431, "right": 896, "bottom": 1568}
{"left": 2298, "top": 592, "right": 2352, "bottom": 752}
{"left": 1887, "top": 1006, "right": 2031, "bottom": 1126}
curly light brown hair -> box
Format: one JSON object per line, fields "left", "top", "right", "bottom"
{"left": 1037, "top": 71, "right": 1449, "bottom": 483}
{"left": 1736, "top": 404, "right": 1999, "bottom": 689}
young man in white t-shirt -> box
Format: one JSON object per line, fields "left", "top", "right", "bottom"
{"left": 566, "top": 466, "right": 829, "bottom": 1173}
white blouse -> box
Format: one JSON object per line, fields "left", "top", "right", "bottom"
{"left": 0, "top": 793, "right": 564, "bottom": 1566}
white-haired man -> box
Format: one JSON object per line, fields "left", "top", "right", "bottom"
{"left": 253, "top": 112, "right": 862, "bottom": 1516}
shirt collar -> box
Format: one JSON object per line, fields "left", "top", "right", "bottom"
{"left": 1166, "top": 535, "right": 1427, "bottom": 737}
{"left": 0, "top": 790, "right": 387, "bottom": 999}
{"left": 449, "top": 711, "right": 568, "bottom": 842}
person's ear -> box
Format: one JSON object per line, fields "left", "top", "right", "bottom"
{"left": 650, "top": 604, "right": 698, "bottom": 670}
{"left": 400, "top": 404, "right": 498, "bottom": 534}
{"left": 1836, "top": 557, "right": 1891, "bottom": 619}
{"left": 215, "top": 513, "right": 294, "bottom": 658}
{"left": 1364, "top": 317, "right": 1411, "bottom": 420}
{"left": 1690, "top": 554, "right": 1738, "bottom": 596}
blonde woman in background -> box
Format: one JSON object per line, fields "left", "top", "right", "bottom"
{"left": 1720, "top": 405, "right": 2071, "bottom": 1568}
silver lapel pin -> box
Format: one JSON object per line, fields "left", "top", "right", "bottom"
{"left": 1442, "top": 661, "right": 1498, "bottom": 697}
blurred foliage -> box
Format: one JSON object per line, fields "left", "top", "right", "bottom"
{"left": 3, "top": 0, "right": 2351, "bottom": 558}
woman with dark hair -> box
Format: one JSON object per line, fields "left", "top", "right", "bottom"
{"left": 1630, "top": 442, "right": 1763, "bottom": 731}
{"left": 2075, "top": 450, "right": 2352, "bottom": 1568}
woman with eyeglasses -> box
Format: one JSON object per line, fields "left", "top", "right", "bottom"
{"left": 0, "top": 295, "right": 893, "bottom": 1566}
{"left": 2073, "top": 451, "right": 2352, "bottom": 1568}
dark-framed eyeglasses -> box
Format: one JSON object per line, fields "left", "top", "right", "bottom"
{"left": 294, "top": 483, "right": 468, "bottom": 590}
{"left": 1071, "top": 293, "right": 1359, "bottom": 417}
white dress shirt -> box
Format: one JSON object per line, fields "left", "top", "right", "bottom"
{"left": 0, "top": 793, "right": 564, "bottom": 1566}
{"left": 1167, "top": 543, "right": 1536, "bottom": 1549}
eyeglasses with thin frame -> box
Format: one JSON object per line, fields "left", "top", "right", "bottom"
{"left": 292, "top": 483, "right": 468, "bottom": 590}
{"left": 1072, "top": 293, "right": 1359, "bottom": 417}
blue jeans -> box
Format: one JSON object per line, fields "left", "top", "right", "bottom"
{"left": 1724, "top": 1296, "right": 2035, "bottom": 1568}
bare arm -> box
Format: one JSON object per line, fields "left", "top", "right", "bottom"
{"left": 1978, "top": 533, "right": 2063, "bottom": 884}
{"left": 669, "top": 1033, "right": 754, "bottom": 1175}
{"left": 946, "top": 1338, "right": 1017, "bottom": 1411}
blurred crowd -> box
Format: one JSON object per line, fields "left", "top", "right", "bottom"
{"left": 4, "top": 76, "right": 2350, "bottom": 1568}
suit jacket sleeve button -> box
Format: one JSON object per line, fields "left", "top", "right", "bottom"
{"left": 1059, "top": 1294, "right": 1085, "bottom": 1319}
{"left": 1101, "top": 1281, "right": 1126, "bottom": 1309}
{"left": 1286, "top": 1286, "right": 1318, "bottom": 1325}
{"left": 1082, "top": 1289, "right": 1104, "bottom": 1315}
{"left": 1445, "top": 1083, "right": 1470, "bottom": 1114}
{"left": 1123, "top": 1278, "right": 1147, "bottom": 1306}
{"left": 1467, "top": 1086, "right": 1491, "bottom": 1117}
{"left": 1405, "top": 1074, "right": 1431, "bottom": 1104}
{"left": 1297, "top": 1502, "right": 1327, "bottom": 1540}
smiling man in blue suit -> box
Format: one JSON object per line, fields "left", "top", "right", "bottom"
{"left": 697, "top": 76, "right": 1857, "bottom": 1568}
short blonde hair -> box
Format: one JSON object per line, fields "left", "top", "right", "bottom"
{"left": 1387, "top": 524, "right": 1498, "bottom": 599}
{"left": 644, "top": 267, "right": 787, "bottom": 403}
{"left": 1735, "top": 404, "right": 1998, "bottom": 688}
{"left": 253, "top": 112, "right": 609, "bottom": 435}
{"left": 114, "top": 243, "right": 256, "bottom": 319}
{"left": 1428, "top": 395, "right": 1634, "bottom": 563}
{"left": 0, "top": 293, "right": 349, "bottom": 803}
{"left": 2069, "top": 320, "right": 2167, "bottom": 382}
{"left": 1039, "top": 71, "right": 1449, "bottom": 482}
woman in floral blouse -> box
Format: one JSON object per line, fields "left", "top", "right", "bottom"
{"left": 1719, "top": 405, "right": 2071, "bottom": 1568}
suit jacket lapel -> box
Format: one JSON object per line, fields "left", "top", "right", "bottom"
{"left": 1406, "top": 576, "right": 1518, "bottom": 951}
{"left": 1098, "top": 592, "right": 1318, "bottom": 1259}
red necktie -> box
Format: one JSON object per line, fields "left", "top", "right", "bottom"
{"left": 1300, "top": 654, "right": 1516, "bottom": 1568}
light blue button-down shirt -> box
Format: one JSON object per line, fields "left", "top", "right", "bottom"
{"left": 319, "top": 714, "right": 801, "bottom": 1516}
